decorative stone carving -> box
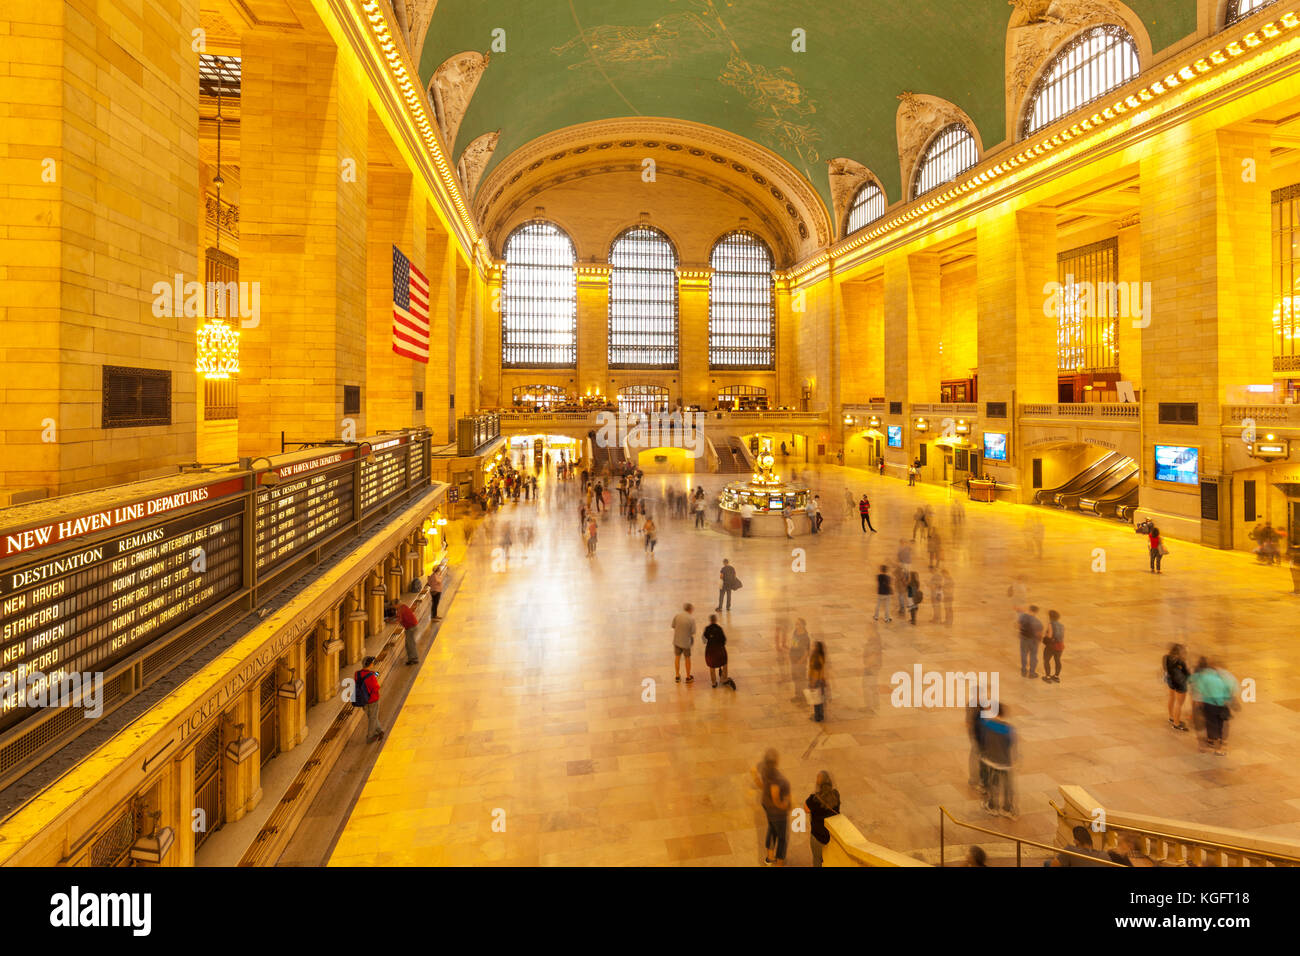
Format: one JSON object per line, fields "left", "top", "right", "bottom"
{"left": 827, "top": 158, "right": 877, "bottom": 236}
{"left": 429, "top": 51, "right": 490, "bottom": 151}
{"left": 458, "top": 130, "right": 499, "bottom": 198}
{"left": 1007, "top": 1, "right": 1133, "bottom": 107}
{"left": 205, "top": 192, "right": 239, "bottom": 237}
{"left": 411, "top": 0, "right": 441, "bottom": 57}
{"left": 895, "top": 93, "right": 978, "bottom": 196}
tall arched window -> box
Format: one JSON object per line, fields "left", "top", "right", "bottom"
{"left": 912, "top": 124, "right": 979, "bottom": 199}
{"left": 608, "top": 226, "right": 678, "bottom": 368}
{"left": 845, "top": 182, "right": 887, "bottom": 235}
{"left": 1022, "top": 25, "right": 1140, "bottom": 138}
{"left": 502, "top": 221, "right": 577, "bottom": 368}
{"left": 709, "top": 231, "right": 775, "bottom": 370}
{"left": 1226, "top": 0, "right": 1279, "bottom": 26}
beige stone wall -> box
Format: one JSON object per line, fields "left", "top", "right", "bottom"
{"left": 0, "top": 0, "right": 201, "bottom": 496}
{"left": 939, "top": 260, "right": 978, "bottom": 383}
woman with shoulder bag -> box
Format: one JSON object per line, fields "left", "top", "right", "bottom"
{"left": 1162, "top": 643, "right": 1190, "bottom": 731}
{"left": 807, "top": 641, "right": 828, "bottom": 722}
{"left": 805, "top": 771, "right": 841, "bottom": 867}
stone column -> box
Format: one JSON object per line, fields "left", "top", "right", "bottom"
{"left": 345, "top": 584, "right": 368, "bottom": 664}
{"left": 318, "top": 614, "right": 343, "bottom": 705}
{"left": 576, "top": 267, "right": 610, "bottom": 398}
{"left": 366, "top": 570, "right": 386, "bottom": 639}
{"left": 238, "top": 30, "right": 369, "bottom": 457}
{"left": 0, "top": 0, "right": 200, "bottom": 497}
{"left": 169, "top": 750, "right": 196, "bottom": 867}
{"left": 221, "top": 692, "right": 261, "bottom": 823}
{"left": 278, "top": 648, "right": 307, "bottom": 751}
{"left": 678, "top": 272, "right": 711, "bottom": 409}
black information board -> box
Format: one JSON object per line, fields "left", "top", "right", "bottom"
{"left": 0, "top": 499, "right": 244, "bottom": 725}
{"left": 359, "top": 443, "right": 409, "bottom": 515}
{"left": 255, "top": 465, "right": 354, "bottom": 573}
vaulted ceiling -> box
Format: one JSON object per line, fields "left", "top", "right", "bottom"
{"left": 418, "top": 0, "right": 1197, "bottom": 215}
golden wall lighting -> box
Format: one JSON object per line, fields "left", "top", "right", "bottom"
{"left": 868, "top": 415, "right": 882, "bottom": 428}
{"left": 914, "top": 417, "right": 929, "bottom": 432}
{"left": 196, "top": 317, "right": 240, "bottom": 380}
{"left": 955, "top": 419, "right": 971, "bottom": 435}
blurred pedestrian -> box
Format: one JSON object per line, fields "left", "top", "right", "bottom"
{"left": 717, "top": 558, "right": 742, "bottom": 612}
{"left": 788, "top": 617, "right": 810, "bottom": 702}
{"left": 671, "top": 603, "right": 696, "bottom": 684}
{"left": 752, "top": 749, "right": 792, "bottom": 866}
{"left": 873, "top": 564, "right": 894, "bottom": 623}
{"left": 977, "top": 704, "right": 1016, "bottom": 819}
{"left": 703, "top": 614, "right": 733, "bottom": 689}
{"left": 807, "top": 641, "right": 828, "bottom": 722}
{"left": 1041, "top": 609, "right": 1064, "bottom": 683}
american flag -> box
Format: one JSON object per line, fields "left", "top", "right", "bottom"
{"left": 392, "top": 245, "right": 429, "bottom": 363}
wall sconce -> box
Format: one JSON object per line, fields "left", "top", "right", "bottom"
{"left": 129, "top": 808, "right": 175, "bottom": 865}
{"left": 867, "top": 416, "right": 882, "bottom": 428}
{"left": 955, "top": 419, "right": 971, "bottom": 435}
{"left": 914, "top": 418, "right": 929, "bottom": 432}
{"left": 843, "top": 415, "right": 855, "bottom": 425}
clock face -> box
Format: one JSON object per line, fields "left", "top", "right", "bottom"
{"left": 758, "top": 452, "right": 774, "bottom": 469}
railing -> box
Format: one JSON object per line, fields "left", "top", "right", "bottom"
{"left": 939, "top": 806, "right": 1127, "bottom": 867}
{"left": 1053, "top": 786, "right": 1300, "bottom": 867}
{"left": 1019, "top": 402, "right": 1140, "bottom": 420}
{"left": 842, "top": 402, "right": 888, "bottom": 415}
{"left": 1223, "top": 404, "right": 1300, "bottom": 426}
{"left": 497, "top": 410, "right": 602, "bottom": 423}
{"left": 910, "top": 403, "right": 979, "bottom": 417}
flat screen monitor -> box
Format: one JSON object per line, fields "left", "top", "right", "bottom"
{"left": 768, "top": 495, "right": 784, "bottom": 510}
{"left": 887, "top": 425, "right": 903, "bottom": 448}
{"left": 983, "top": 432, "right": 1008, "bottom": 462}
{"left": 1154, "top": 445, "right": 1198, "bottom": 485}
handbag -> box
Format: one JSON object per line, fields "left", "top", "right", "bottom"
{"left": 1159, "top": 544, "right": 1169, "bottom": 556}
{"left": 803, "top": 686, "right": 825, "bottom": 706}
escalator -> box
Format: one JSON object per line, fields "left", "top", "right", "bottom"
{"left": 1078, "top": 460, "right": 1139, "bottom": 516}
{"left": 1055, "top": 455, "right": 1132, "bottom": 510}
{"left": 712, "top": 437, "right": 748, "bottom": 474}
{"left": 1033, "top": 451, "right": 1124, "bottom": 506}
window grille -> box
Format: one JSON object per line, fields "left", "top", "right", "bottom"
{"left": 709, "top": 231, "right": 775, "bottom": 370}
{"left": 1226, "top": 0, "right": 1279, "bottom": 26}
{"left": 1271, "top": 183, "right": 1300, "bottom": 363}
{"left": 617, "top": 385, "right": 670, "bottom": 415}
{"left": 845, "top": 182, "right": 887, "bottom": 235}
{"left": 502, "top": 221, "right": 577, "bottom": 368}
{"left": 103, "top": 366, "right": 172, "bottom": 428}
{"left": 1056, "top": 238, "right": 1120, "bottom": 373}
{"left": 1022, "top": 25, "right": 1139, "bottom": 138}
{"left": 198, "top": 54, "right": 240, "bottom": 97}
{"left": 912, "top": 124, "right": 979, "bottom": 199}
{"left": 608, "top": 226, "right": 678, "bottom": 368}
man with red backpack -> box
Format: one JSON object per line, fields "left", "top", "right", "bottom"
{"left": 354, "top": 656, "right": 383, "bottom": 743}
{"left": 398, "top": 601, "right": 420, "bottom": 665}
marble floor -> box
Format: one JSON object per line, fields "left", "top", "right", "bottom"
{"left": 328, "top": 462, "right": 1300, "bottom": 866}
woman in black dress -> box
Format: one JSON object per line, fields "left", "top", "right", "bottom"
{"left": 1163, "top": 643, "right": 1190, "bottom": 731}
{"left": 703, "top": 614, "right": 734, "bottom": 688}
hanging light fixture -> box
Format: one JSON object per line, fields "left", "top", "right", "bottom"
{"left": 197, "top": 55, "right": 240, "bottom": 382}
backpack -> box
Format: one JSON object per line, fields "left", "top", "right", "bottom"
{"left": 353, "top": 670, "right": 374, "bottom": 707}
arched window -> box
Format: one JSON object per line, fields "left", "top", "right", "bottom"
{"left": 502, "top": 221, "right": 577, "bottom": 368}
{"left": 1022, "top": 25, "right": 1140, "bottom": 138}
{"left": 608, "top": 226, "right": 678, "bottom": 368}
{"left": 709, "top": 231, "right": 775, "bottom": 370}
{"left": 912, "top": 124, "right": 979, "bottom": 200}
{"left": 1226, "top": 0, "right": 1279, "bottom": 26}
{"left": 511, "top": 384, "right": 569, "bottom": 410}
{"left": 617, "top": 384, "right": 670, "bottom": 415}
{"left": 845, "top": 182, "right": 887, "bottom": 235}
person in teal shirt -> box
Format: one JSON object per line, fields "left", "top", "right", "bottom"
{"left": 1189, "top": 660, "right": 1238, "bottom": 756}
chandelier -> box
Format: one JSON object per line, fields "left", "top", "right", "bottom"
{"left": 196, "top": 318, "right": 240, "bottom": 379}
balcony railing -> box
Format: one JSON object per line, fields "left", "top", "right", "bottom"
{"left": 910, "top": 403, "right": 979, "bottom": 417}
{"left": 1223, "top": 404, "right": 1300, "bottom": 426}
{"left": 1019, "top": 402, "right": 1139, "bottom": 420}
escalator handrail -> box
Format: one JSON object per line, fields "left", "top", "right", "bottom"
{"left": 1034, "top": 452, "right": 1122, "bottom": 503}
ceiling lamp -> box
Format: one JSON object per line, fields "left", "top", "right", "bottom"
{"left": 197, "top": 318, "right": 240, "bottom": 379}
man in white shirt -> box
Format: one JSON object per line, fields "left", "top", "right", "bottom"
{"left": 671, "top": 603, "right": 696, "bottom": 683}
{"left": 740, "top": 500, "right": 755, "bottom": 537}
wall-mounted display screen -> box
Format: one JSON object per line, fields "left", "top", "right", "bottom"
{"left": 1154, "top": 445, "right": 1198, "bottom": 485}
{"left": 887, "top": 425, "right": 903, "bottom": 448}
{"left": 983, "top": 432, "right": 1008, "bottom": 461}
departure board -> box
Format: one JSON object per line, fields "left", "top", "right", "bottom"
{"left": 407, "top": 440, "right": 425, "bottom": 488}
{"left": 255, "top": 463, "right": 354, "bottom": 573}
{"left": 0, "top": 499, "right": 244, "bottom": 724}
{"left": 359, "top": 439, "right": 409, "bottom": 515}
